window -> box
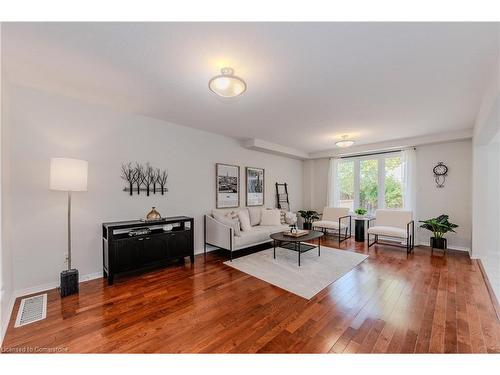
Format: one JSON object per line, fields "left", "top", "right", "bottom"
{"left": 334, "top": 152, "right": 404, "bottom": 214}
{"left": 384, "top": 156, "right": 403, "bottom": 209}
{"left": 338, "top": 160, "right": 354, "bottom": 211}
{"left": 359, "top": 159, "right": 378, "bottom": 213}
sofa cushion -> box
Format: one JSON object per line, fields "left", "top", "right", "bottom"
{"left": 367, "top": 225, "right": 407, "bottom": 238}
{"left": 238, "top": 209, "right": 252, "bottom": 231}
{"left": 212, "top": 211, "right": 241, "bottom": 236}
{"left": 247, "top": 207, "right": 262, "bottom": 226}
{"left": 234, "top": 227, "right": 271, "bottom": 249}
{"left": 313, "top": 220, "right": 347, "bottom": 230}
{"left": 260, "top": 209, "right": 282, "bottom": 226}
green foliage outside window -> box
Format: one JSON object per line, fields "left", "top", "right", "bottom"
{"left": 385, "top": 157, "right": 403, "bottom": 208}
{"left": 337, "top": 156, "right": 403, "bottom": 212}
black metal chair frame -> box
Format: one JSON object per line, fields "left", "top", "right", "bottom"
{"left": 313, "top": 215, "right": 352, "bottom": 246}
{"left": 367, "top": 217, "right": 415, "bottom": 256}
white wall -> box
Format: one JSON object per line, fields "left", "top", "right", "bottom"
{"left": 302, "top": 140, "right": 473, "bottom": 251}
{"left": 415, "top": 141, "right": 472, "bottom": 249}
{"left": 472, "top": 64, "right": 500, "bottom": 299}
{"left": 2, "top": 83, "right": 303, "bottom": 293}
{"left": 303, "top": 158, "right": 329, "bottom": 212}
{"left": 0, "top": 22, "right": 14, "bottom": 344}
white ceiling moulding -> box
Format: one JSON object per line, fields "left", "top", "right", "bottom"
{"left": 308, "top": 128, "right": 474, "bottom": 159}
{"left": 243, "top": 139, "right": 310, "bottom": 160}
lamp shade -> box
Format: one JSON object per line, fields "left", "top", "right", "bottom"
{"left": 50, "top": 158, "right": 88, "bottom": 192}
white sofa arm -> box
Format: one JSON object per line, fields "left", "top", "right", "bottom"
{"left": 204, "top": 215, "right": 233, "bottom": 251}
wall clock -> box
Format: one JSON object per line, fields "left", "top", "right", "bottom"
{"left": 433, "top": 162, "right": 448, "bottom": 188}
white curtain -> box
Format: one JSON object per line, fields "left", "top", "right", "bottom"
{"left": 402, "top": 147, "right": 417, "bottom": 218}
{"left": 327, "top": 157, "right": 340, "bottom": 207}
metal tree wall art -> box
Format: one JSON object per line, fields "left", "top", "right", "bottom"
{"left": 121, "top": 163, "right": 169, "bottom": 196}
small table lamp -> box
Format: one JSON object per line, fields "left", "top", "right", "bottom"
{"left": 50, "top": 157, "right": 88, "bottom": 297}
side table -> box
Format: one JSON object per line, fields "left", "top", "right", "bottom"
{"left": 353, "top": 216, "right": 374, "bottom": 242}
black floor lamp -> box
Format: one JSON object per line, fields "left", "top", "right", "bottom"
{"left": 50, "top": 157, "right": 88, "bottom": 297}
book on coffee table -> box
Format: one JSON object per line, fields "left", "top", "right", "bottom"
{"left": 282, "top": 230, "right": 309, "bottom": 237}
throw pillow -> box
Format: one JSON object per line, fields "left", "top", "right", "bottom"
{"left": 238, "top": 209, "right": 252, "bottom": 231}
{"left": 260, "top": 209, "right": 282, "bottom": 226}
{"left": 212, "top": 211, "right": 241, "bottom": 236}
{"left": 247, "top": 207, "right": 262, "bottom": 226}
{"left": 279, "top": 210, "right": 286, "bottom": 224}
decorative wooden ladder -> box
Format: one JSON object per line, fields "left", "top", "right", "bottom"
{"left": 275, "top": 183, "right": 290, "bottom": 211}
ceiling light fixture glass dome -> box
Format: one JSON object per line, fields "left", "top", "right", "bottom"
{"left": 209, "top": 67, "right": 247, "bottom": 98}
{"left": 335, "top": 135, "right": 355, "bottom": 148}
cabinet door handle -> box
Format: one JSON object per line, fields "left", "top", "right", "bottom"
{"left": 145, "top": 237, "right": 151, "bottom": 240}
{"left": 138, "top": 238, "right": 144, "bottom": 241}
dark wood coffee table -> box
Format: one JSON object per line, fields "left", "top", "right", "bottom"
{"left": 270, "top": 230, "right": 324, "bottom": 266}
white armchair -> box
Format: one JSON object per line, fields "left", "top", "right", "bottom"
{"left": 367, "top": 209, "right": 415, "bottom": 255}
{"left": 312, "top": 207, "right": 351, "bottom": 245}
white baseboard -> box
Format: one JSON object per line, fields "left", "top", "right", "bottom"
{"left": 1, "top": 271, "right": 103, "bottom": 346}
{"left": 12, "top": 271, "right": 103, "bottom": 300}
{"left": 194, "top": 245, "right": 217, "bottom": 255}
{"left": 417, "top": 241, "right": 470, "bottom": 253}
{"left": 1, "top": 294, "right": 16, "bottom": 346}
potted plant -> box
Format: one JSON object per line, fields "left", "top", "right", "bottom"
{"left": 354, "top": 208, "right": 367, "bottom": 216}
{"left": 419, "top": 214, "right": 458, "bottom": 250}
{"left": 297, "top": 210, "right": 320, "bottom": 230}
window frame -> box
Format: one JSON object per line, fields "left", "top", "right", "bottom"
{"left": 336, "top": 151, "right": 402, "bottom": 213}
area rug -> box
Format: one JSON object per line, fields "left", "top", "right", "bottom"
{"left": 223, "top": 245, "right": 368, "bottom": 299}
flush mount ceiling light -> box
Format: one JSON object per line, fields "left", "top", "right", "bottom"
{"left": 209, "top": 67, "right": 247, "bottom": 98}
{"left": 335, "top": 135, "right": 355, "bottom": 148}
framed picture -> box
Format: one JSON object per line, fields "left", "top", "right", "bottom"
{"left": 246, "top": 167, "right": 265, "bottom": 206}
{"left": 216, "top": 163, "right": 240, "bottom": 208}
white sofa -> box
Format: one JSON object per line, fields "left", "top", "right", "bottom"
{"left": 204, "top": 208, "right": 295, "bottom": 260}
{"left": 312, "top": 207, "right": 352, "bottom": 244}
{"left": 367, "top": 209, "right": 414, "bottom": 255}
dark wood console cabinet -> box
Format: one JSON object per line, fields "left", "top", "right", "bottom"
{"left": 102, "top": 216, "right": 194, "bottom": 285}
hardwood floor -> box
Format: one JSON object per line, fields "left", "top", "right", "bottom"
{"left": 2, "top": 238, "right": 499, "bottom": 353}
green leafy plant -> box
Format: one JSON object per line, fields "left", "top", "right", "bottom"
{"left": 419, "top": 214, "right": 458, "bottom": 238}
{"left": 297, "top": 210, "right": 320, "bottom": 224}
{"left": 354, "top": 208, "right": 368, "bottom": 216}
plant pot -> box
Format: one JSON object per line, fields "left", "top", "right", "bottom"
{"left": 430, "top": 237, "right": 447, "bottom": 249}
{"left": 303, "top": 222, "right": 312, "bottom": 230}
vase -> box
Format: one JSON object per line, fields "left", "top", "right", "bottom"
{"left": 430, "top": 237, "right": 447, "bottom": 249}
{"left": 146, "top": 207, "right": 161, "bottom": 221}
{"left": 303, "top": 222, "right": 312, "bottom": 230}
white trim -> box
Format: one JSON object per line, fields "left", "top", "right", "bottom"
{"left": 0, "top": 271, "right": 103, "bottom": 344}
{"left": 1, "top": 294, "right": 16, "bottom": 345}
{"left": 417, "top": 241, "right": 470, "bottom": 253}
{"left": 310, "top": 128, "right": 473, "bottom": 159}
{"left": 243, "top": 138, "right": 309, "bottom": 160}
{"left": 12, "top": 271, "right": 103, "bottom": 300}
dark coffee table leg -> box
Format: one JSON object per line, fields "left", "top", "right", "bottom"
{"left": 273, "top": 239, "right": 276, "bottom": 259}
{"left": 318, "top": 236, "right": 321, "bottom": 256}
{"left": 298, "top": 242, "right": 301, "bottom": 266}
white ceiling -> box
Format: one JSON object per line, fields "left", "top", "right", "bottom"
{"left": 3, "top": 22, "right": 499, "bottom": 153}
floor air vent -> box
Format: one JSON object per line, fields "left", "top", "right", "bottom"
{"left": 14, "top": 294, "right": 47, "bottom": 328}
